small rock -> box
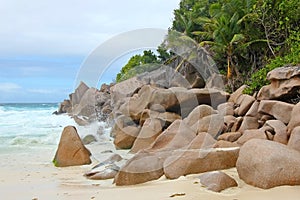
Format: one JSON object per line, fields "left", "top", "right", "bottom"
{"left": 169, "top": 193, "right": 186, "bottom": 198}
{"left": 264, "top": 120, "right": 288, "bottom": 144}
{"left": 218, "top": 132, "right": 242, "bottom": 142}
{"left": 82, "top": 135, "right": 97, "bottom": 145}
{"left": 85, "top": 154, "right": 123, "bottom": 180}
{"left": 199, "top": 171, "right": 238, "bottom": 192}
{"left": 86, "top": 164, "right": 120, "bottom": 180}
{"left": 231, "top": 117, "right": 243, "bottom": 132}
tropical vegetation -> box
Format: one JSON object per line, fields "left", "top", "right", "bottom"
{"left": 115, "top": 0, "right": 300, "bottom": 94}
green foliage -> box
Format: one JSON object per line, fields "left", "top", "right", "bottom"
{"left": 52, "top": 158, "right": 58, "bottom": 167}
{"left": 168, "top": 0, "right": 299, "bottom": 90}
{"left": 116, "top": 50, "right": 159, "bottom": 83}
{"left": 244, "top": 31, "right": 300, "bottom": 94}
{"left": 114, "top": 0, "right": 300, "bottom": 89}
{"left": 157, "top": 45, "right": 172, "bottom": 62}
{"left": 172, "top": 0, "right": 213, "bottom": 39}
{"left": 253, "top": 0, "right": 300, "bottom": 56}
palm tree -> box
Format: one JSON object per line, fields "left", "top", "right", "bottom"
{"left": 193, "top": 0, "right": 265, "bottom": 81}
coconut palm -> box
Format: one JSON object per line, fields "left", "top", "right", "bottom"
{"left": 193, "top": 0, "right": 265, "bottom": 81}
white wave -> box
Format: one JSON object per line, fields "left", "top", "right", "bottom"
{"left": 0, "top": 104, "right": 112, "bottom": 148}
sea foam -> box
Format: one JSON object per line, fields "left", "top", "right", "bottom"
{"left": 0, "top": 103, "right": 110, "bottom": 148}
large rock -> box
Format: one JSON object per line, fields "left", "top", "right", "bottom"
{"left": 287, "top": 126, "right": 300, "bottom": 152}
{"left": 111, "top": 115, "right": 141, "bottom": 149}
{"left": 119, "top": 85, "right": 156, "bottom": 121}
{"left": 258, "top": 100, "right": 294, "bottom": 124}
{"left": 199, "top": 171, "right": 238, "bottom": 192}
{"left": 150, "top": 88, "right": 227, "bottom": 118}
{"left": 114, "top": 151, "right": 168, "bottom": 186}
{"left": 139, "top": 109, "right": 181, "bottom": 126}
{"left": 164, "top": 148, "right": 239, "bottom": 179}
{"left": 57, "top": 99, "right": 72, "bottom": 114}
{"left": 245, "top": 101, "right": 260, "bottom": 117}
{"left": 287, "top": 102, "right": 300, "bottom": 135}
{"left": 205, "top": 73, "right": 226, "bottom": 90}
{"left": 191, "top": 88, "right": 229, "bottom": 109}
{"left": 237, "top": 139, "right": 300, "bottom": 189}
{"left": 149, "top": 88, "right": 179, "bottom": 113}
{"left": 148, "top": 120, "right": 196, "bottom": 152}
{"left": 170, "top": 87, "right": 202, "bottom": 117}
{"left": 95, "top": 89, "right": 112, "bottom": 121}
{"left": 228, "top": 85, "right": 248, "bottom": 103}
{"left": 191, "top": 114, "right": 224, "bottom": 138}
{"left": 131, "top": 118, "right": 163, "bottom": 153}
{"left": 186, "top": 132, "right": 216, "bottom": 149}
{"left": 110, "top": 77, "right": 144, "bottom": 105}
{"left": 53, "top": 126, "right": 91, "bottom": 167}
{"left": 213, "top": 140, "right": 240, "bottom": 148}
{"left": 69, "top": 81, "right": 89, "bottom": 106}
{"left": 113, "top": 125, "right": 141, "bottom": 149}
{"left": 217, "top": 102, "right": 234, "bottom": 116}
{"left": 267, "top": 66, "right": 300, "bottom": 80}
{"left": 236, "top": 94, "right": 256, "bottom": 116}
{"left": 183, "top": 105, "right": 217, "bottom": 127}
{"left": 137, "top": 66, "right": 192, "bottom": 89}
{"left": 178, "top": 63, "right": 205, "bottom": 88}
{"left": 72, "top": 87, "right": 97, "bottom": 118}
{"left": 257, "top": 66, "right": 300, "bottom": 101}
{"left": 238, "top": 116, "right": 259, "bottom": 133}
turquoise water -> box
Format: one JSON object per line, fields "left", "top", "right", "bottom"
{"left": 0, "top": 103, "right": 76, "bottom": 148}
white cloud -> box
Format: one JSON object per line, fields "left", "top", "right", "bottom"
{"left": 0, "top": 0, "right": 180, "bottom": 56}
{"left": 0, "top": 83, "right": 22, "bottom": 92}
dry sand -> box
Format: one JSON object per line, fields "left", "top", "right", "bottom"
{"left": 0, "top": 143, "right": 299, "bottom": 200}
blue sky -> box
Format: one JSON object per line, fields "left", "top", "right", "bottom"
{"left": 0, "top": 0, "right": 180, "bottom": 103}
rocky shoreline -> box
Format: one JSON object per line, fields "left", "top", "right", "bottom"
{"left": 54, "top": 65, "right": 300, "bottom": 192}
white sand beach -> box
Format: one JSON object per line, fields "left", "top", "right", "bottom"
{"left": 1, "top": 143, "right": 300, "bottom": 200}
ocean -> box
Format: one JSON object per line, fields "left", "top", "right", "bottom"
{"left": 0, "top": 103, "right": 110, "bottom": 150}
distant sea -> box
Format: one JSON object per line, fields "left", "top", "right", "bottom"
{"left": 0, "top": 103, "right": 76, "bottom": 149}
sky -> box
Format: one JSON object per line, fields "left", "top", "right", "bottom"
{"left": 0, "top": 0, "right": 180, "bottom": 103}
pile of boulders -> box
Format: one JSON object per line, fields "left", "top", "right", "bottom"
{"left": 109, "top": 66, "right": 300, "bottom": 189}
{"left": 54, "top": 65, "right": 300, "bottom": 192}
{"left": 55, "top": 81, "right": 114, "bottom": 125}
